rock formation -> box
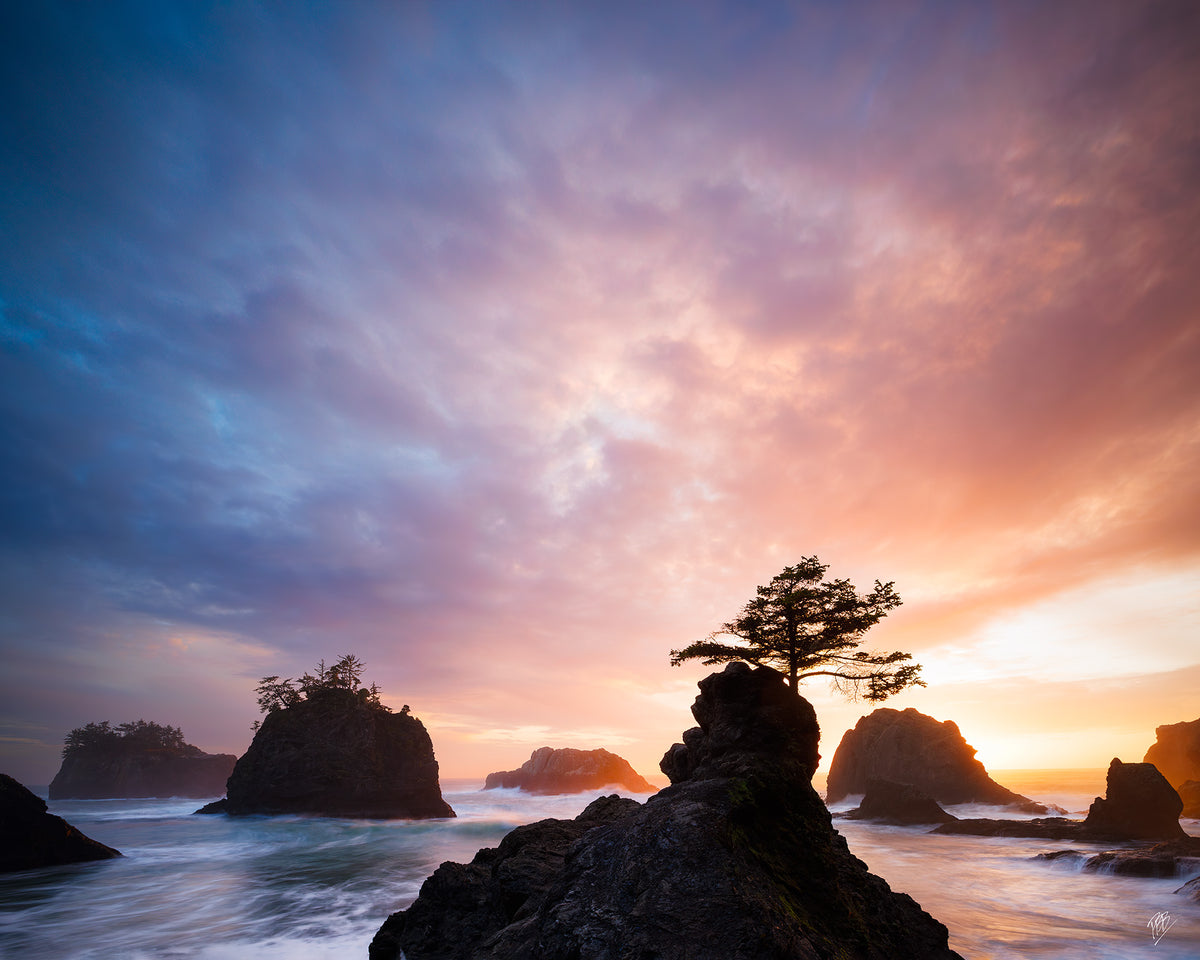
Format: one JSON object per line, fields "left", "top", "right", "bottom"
{"left": 1144, "top": 717, "right": 1200, "bottom": 791}
{"left": 1084, "top": 758, "right": 1186, "bottom": 841}
{"left": 1, "top": 773, "right": 121, "bottom": 872}
{"left": 841, "top": 778, "right": 957, "bottom": 825}
{"left": 1178, "top": 780, "right": 1200, "bottom": 818}
{"left": 50, "top": 745, "right": 235, "bottom": 800}
{"left": 371, "top": 663, "right": 963, "bottom": 960}
{"left": 200, "top": 688, "right": 453, "bottom": 819}
{"left": 483, "top": 746, "right": 655, "bottom": 794}
{"left": 936, "top": 757, "right": 1186, "bottom": 842}
{"left": 825, "top": 707, "right": 1047, "bottom": 811}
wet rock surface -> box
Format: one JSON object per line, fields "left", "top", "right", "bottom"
{"left": 371, "top": 663, "right": 963, "bottom": 960}
{"left": 1, "top": 773, "right": 121, "bottom": 873}
{"left": 483, "top": 746, "right": 654, "bottom": 794}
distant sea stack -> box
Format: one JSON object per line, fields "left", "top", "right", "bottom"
{"left": 825, "top": 707, "right": 1046, "bottom": 811}
{"left": 49, "top": 720, "right": 235, "bottom": 800}
{"left": 483, "top": 747, "right": 655, "bottom": 794}
{"left": 1144, "top": 716, "right": 1200, "bottom": 789}
{"left": 1, "top": 773, "right": 121, "bottom": 872}
{"left": 371, "top": 663, "right": 963, "bottom": 960}
{"left": 212, "top": 687, "right": 453, "bottom": 819}
{"left": 936, "top": 757, "right": 1187, "bottom": 843}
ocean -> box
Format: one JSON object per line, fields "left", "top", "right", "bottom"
{"left": 2, "top": 772, "right": 1197, "bottom": 959}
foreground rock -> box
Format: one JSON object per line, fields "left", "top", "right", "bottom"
{"left": 936, "top": 757, "right": 1186, "bottom": 842}
{"left": 1, "top": 773, "right": 121, "bottom": 872}
{"left": 826, "top": 707, "right": 1048, "bottom": 812}
{"left": 1144, "top": 716, "right": 1200, "bottom": 790}
{"left": 483, "top": 746, "right": 654, "bottom": 794}
{"left": 203, "top": 688, "right": 453, "bottom": 818}
{"left": 841, "top": 778, "right": 957, "bottom": 825}
{"left": 372, "top": 663, "right": 963, "bottom": 960}
{"left": 49, "top": 722, "right": 235, "bottom": 800}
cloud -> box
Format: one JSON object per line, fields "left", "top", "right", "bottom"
{"left": 1, "top": 1, "right": 1197, "bottom": 783}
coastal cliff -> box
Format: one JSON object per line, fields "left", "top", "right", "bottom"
{"left": 1144, "top": 717, "right": 1200, "bottom": 816}
{"left": 210, "top": 688, "right": 453, "bottom": 819}
{"left": 49, "top": 720, "right": 234, "bottom": 800}
{"left": 1, "top": 773, "right": 121, "bottom": 872}
{"left": 483, "top": 746, "right": 654, "bottom": 794}
{"left": 825, "top": 707, "right": 1046, "bottom": 811}
{"left": 371, "top": 663, "right": 963, "bottom": 960}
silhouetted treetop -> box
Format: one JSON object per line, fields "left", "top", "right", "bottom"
{"left": 62, "top": 719, "right": 196, "bottom": 758}
{"left": 670, "top": 556, "right": 923, "bottom": 702}
{"left": 254, "top": 653, "right": 388, "bottom": 718}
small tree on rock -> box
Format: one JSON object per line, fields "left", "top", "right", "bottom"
{"left": 670, "top": 556, "right": 922, "bottom": 701}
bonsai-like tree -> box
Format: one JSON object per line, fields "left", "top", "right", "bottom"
{"left": 670, "top": 556, "right": 922, "bottom": 701}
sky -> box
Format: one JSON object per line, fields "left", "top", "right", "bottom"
{"left": 1, "top": 0, "right": 1198, "bottom": 790}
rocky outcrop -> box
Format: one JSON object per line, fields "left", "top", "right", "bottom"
{"left": 205, "top": 689, "right": 453, "bottom": 819}
{"left": 484, "top": 747, "right": 655, "bottom": 794}
{"left": 825, "top": 707, "right": 1047, "bottom": 812}
{"left": 1144, "top": 717, "right": 1200, "bottom": 790}
{"left": 1178, "top": 780, "right": 1200, "bottom": 818}
{"left": 1, "top": 773, "right": 121, "bottom": 872}
{"left": 1084, "top": 758, "right": 1186, "bottom": 841}
{"left": 371, "top": 663, "right": 963, "bottom": 960}
{"left": 841, "top": 778, "right": 957, "bottom": 825}
{"left": 936, "top": 757, "right": 1186, "bottom": 842}
{"left": 49, "top": 748, "right": 235, "bottom": 800}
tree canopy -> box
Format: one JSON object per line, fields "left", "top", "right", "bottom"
{"left": 62, "top": 719, "right": 193, "bottom": 758}
{"left": 254, "top": 653, "right": 388, "bottom": 718}
{"left": 670, "top": 557, "right": 923, "bottom": 701}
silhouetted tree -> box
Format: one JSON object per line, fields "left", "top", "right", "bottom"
{"left": 670, "top": 556, "right": 922, "bottom": 701}
{"left": 63, "top": 719, "right": 192, "bottom": 757}
{"left": 255, "top": 655, "right": 389, "bottom": 716}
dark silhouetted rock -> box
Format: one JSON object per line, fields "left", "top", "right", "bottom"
{"left": 1035, "top": 838, "right": 1200, "bottom": 880}
{"left": 1144, "top": 717, "right": 1200, "bottom": 790}
{"left": 937, "top": 757, "right": 1187, "bottom": 843}
{"left": 218, "top": 688, "right": 453, "bottom": 819}
{"left": 825, "top": 707, "right": 1048, "bottom": 812}
{"left": 371, "top": 663, "right": 963, "bottom": 960}
{"left": 50, "top": 746, "right": 235, "bottom": 800}
{"left": 1, "top": 773, "right": 121, "bottom": 872}
{"left": 483, "top": 747, "right": 654, "bottom": 794}
{"left": 1177, "top": 876, "right": 1200, "bottom": 902}
{"left": 1178, "top": 780, "right": 1200, "bottom": 818}
{"left": 842, "top": 778, "right": 958, "bottom": 825}
{"left": 1083, "top": 758, "right": 1185, "bottom": 841}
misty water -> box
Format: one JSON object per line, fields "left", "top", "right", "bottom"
{"left": 2, "top": 773, "right": 1198, "bottom": 959}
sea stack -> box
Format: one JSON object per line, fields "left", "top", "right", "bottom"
{"left": 1, "top": 773, "right": 121, "bottom": 872}
{"left": 1144, "top": 717, "right": 1200, "bottom": 815}
{"left": 483, "top": 747, "right": 655, "bottom": 794}
{"left": 49, "top": 721, "right": 235, "bottom": 800}
{"left": 371, "top": 663, "right": 963, "bottom": 960}
{"left": 825, "top": 707, "right": 1046, "bottom": 811}
{"left": 1084, "top": 758, "right": 1186, "bottom": 841}
{"left": 213, "top": 688, "right": 453, "bottom": 819}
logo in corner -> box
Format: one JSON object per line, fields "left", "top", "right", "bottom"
{"left": 1147, "top": 910, "right": 1177, "bottom": 946}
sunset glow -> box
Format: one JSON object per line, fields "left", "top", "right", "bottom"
{"left": 1, "top": 1, "right": 1197, "bottom": 789}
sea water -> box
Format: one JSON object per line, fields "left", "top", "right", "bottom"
{"left": 1, "top": 773, "right": 1196, "bottom": 959}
